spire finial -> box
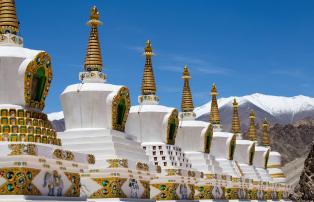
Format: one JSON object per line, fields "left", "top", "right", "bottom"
{"left": 248, "top": 111, "right": 257, "bottom": 141}
{"left": 141, "top": 40, "right": 156, "bottom": 95}
{"left": 144, "top": 40, "right": 153, "bottom": 56}
{"left": 231, "top": 98, "right": 241, "bottom": 134}
{"left": 84, "top": 6, "right": 103, "bottom": 72}
{"left": 0, "top": 0, "right": 19, "bottom": 34}
{"left": 209, "top": 83, "right": 220, "bottom": 124}
{"left": 181, "top": 65, "right": 194, "bottom": 112}
{"left": 262, "top": 118, "right": 270, "bottom": 147}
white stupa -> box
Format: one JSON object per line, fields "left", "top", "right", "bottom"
{"left": 0, "top": 1, "right": 93, "bottom": 201}
{"left": 57, "top": 7, "right": 156, "bottom": 201}
{"left": 125, "top": 41, "right": 202, "bottom": 201}
{"left": 230, "top": 99, "right": 260, "bottom": 181}
{"left": 206, "top": 85, "right": 242, "bottom": 178}
{"left": 175, "top": 66, "right": 222, "bottom": 176}
{"left": 261, "top": 119, "right": 286, "bottom": 183}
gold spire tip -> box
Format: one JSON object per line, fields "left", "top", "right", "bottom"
{"left": 249, "top": 110, "right": 255, "bottom": 118}
{"left": 211, "top": 83, "right": 217, "bottom": 95}
{"left": 87, "top": 6, "right": 102, "bottom": 27}
{"left": 144, "top": 40, "right": 153, "bottom": 56}
{"left": 84, "top": 5, "right": 103, "bottom": 71}
{"left": 209, "top": 83, "right": 220, "bottom": 124}
{"left": 233, "top": 98, "right": 238, "bottom": 106}
{"left": 248, "top": 110, "right": 257, "bottom": 141}
{"left": 141, "top": 40, "right": 156, "bottom": 95}
{"left": 0, "top": 0, "right": 19, "bottom": 34}
{"left": 262, "top": 118, "right": 270, "bottom": 146}
{"left": 182, "top": 65, "right": 191, "bottom": 79}
{"left": 231, "top": 97, "right": 241, "bottom": 133}
{"left": 181, "top": 65, "right": 194, "bottom": 112}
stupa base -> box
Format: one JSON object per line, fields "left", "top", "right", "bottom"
{"left": 88, "top": 198, "right": 154, "bottom": 202}
{"left": 0, "top": 195, "right": 86, "bottom": 201}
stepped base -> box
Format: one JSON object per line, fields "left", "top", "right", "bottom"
{"left": 216, "top": 159, "right": 241, "bottom": 177}
{"left": 184, "top": 152, "right": 222, "bottom": 174}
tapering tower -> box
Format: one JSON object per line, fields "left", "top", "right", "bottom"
{"left": 0, "top": 0, "right": 19, "bottom": 34}
{"left": 0, "top": 0, "right": 22, "bottom": 46}
{"left": 180, "top": 65, "right": 196, "bottom": 120}
{"left": 210, "top": 84, "right": 221, "bottom": 131}
{"left": 59, "top": 6, "right": 157, "bottom": 200}
{"left": 0, "top": 1, "right": 93, "bottom": 200}
{"left": 262, "top": 118, "right": 270, "bottom": 147}
{"left": 262, "top": 118, "right": 286, "bottom": 183}
{"left": 248, "top": 111, "right": 257, "bottom": 142}
{"left": 80, "top": 6, "right": 106, "bottom": 83}
{"left": 138, "top": 40, "right": 159, "bottom": 104}
{"left": 126, "top": 42, "right": 202, "bottom": 200}
{"left": 231, "top": 98, "right": 242, "bottom": 139}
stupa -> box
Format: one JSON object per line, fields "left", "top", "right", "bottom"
{"left": 248, "top": 112, "right": 273, "bottom": 182}
{"left": 262, "top": 119, "right": 286, "bottom": 183}
{"left": 175, "top": 66, "right": 222, "bottom": 175}
{"left": 230, "top": 99, "right": 260, "bottom": 180}
{"left": 0, "top": 0, "right": 93, "bottom": 201}
{"left": 207, "top": 85, "right": 242, "bottom": 178}
{"left": 57, "top": 6, "right": 156, "bottom": 201}
{"left": 125, "top": 41, "right": 202, "bottom": 200}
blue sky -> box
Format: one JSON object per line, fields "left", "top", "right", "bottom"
{"left": 16, "top": 0, "right": 314, "bottom": 113}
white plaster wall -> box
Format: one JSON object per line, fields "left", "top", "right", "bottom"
{"left": 0, "top": 46, "right": 39, "bottom": 106}
{"left": 268, "top": 151, "right": 282, "bottom": 166}
{"left": 125, "top": 105, "right": 175, "bottom": 143}
{"left": 61, "top": 83, "right": 122, "bottom": 130}
{"left": 176, "top": 120, "right": 209, "bottom": 153}
{"left": 234, "top": 140, "right": 254, "bottom": 164}
{"left": 267, "top": 151, "right": 285, "bottom": 182}
{"left": 253, "top": 146, "right": 269, "bottom": 168}
{"left": 211, "top": 132, "right": 234, "bottom": 159}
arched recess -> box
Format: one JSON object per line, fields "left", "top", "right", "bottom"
{"left": 264, "top": 149, "right": 270, "bottom": 169}
{"left": 228, "top": 135, "right": 236, "bottom": 160}
{"left": 203, "top": 124, "right": 213, "bottom": 153}
{"left": 248, "top": 142, "right": 255, "bottom": 165}
{"left": 166, "top": 109, "right": 179, "bottom": 145}
{"left": 24, "top": 52, "right": 52, "bottom": 110}
{"left": 112, "top": 87, "right": 131, "bottom": 132}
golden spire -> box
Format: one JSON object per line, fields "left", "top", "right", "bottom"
{"left": 0, "top": 0, "right": 19, "bottom": 34}
{"left": 84, "top": 6, "right": 103, "bottom": 72}
{"left": 181, "top": 65, "right": 194, "bottom": 112}
{"left": 209, "top": 84, "right": 220, "bottom": 124}
{"left": 231, "top": 98, "right": 241, "bottom": 134}
{"left": 262, "top": 118, "right": 270, "bottom": 147}
{"left": 248, "top": 111, "right": 257, "bottom": 141}
{"left": 141, "top": 40, "right": 156, "bottom": 95}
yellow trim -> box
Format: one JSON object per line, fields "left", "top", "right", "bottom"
{"left": 270, "top": 173, "right": 286, "bottom": 178}
{"left": 267, "top": 164, "right": 282, "bottom": 168}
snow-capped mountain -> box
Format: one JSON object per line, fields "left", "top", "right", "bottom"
{"left": 47, "top": 93, "right": 314, "bottom": 132}
{"left": 47, "top": 111, "right": 65, "bottom": 132}
{"left": 195, "top": 93, "right": 314, "bottom": 131}
{"left": 47, "top": 111, "right": 64, "bottom": 121}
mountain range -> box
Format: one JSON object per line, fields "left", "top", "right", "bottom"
{"left": 195, "top": 93, "right": 314, "bottom": 132}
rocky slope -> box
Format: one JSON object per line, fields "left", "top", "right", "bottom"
{"left": 292, "top": 142, "right": 314, "bottom": 201}
{"left": 282, "top": 157, "right": 305, "bottom": 188}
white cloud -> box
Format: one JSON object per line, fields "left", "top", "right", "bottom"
{"left": 125, "top": 45, "right": 143, "bottom": 54}
{"left": 270, "top": 69, "right": 304, "bottom": 78}
{"left": 156, "top": 65, "right": 182, "bottom": 73}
